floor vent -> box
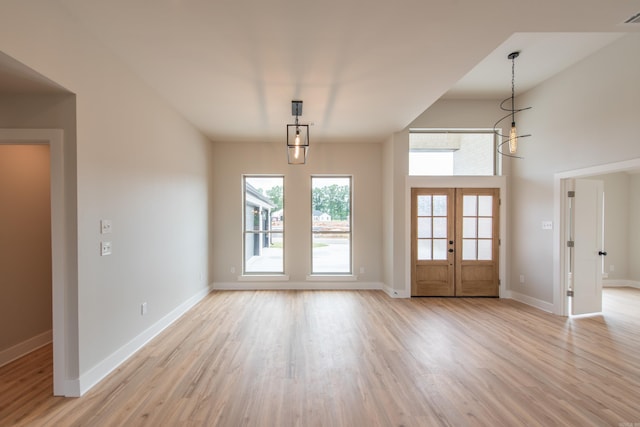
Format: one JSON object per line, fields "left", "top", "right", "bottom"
{"left": 624, "top": 11, "right": 640, "bottom": 24}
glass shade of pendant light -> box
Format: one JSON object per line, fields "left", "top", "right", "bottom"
{"left": 494, "top": 51, "right": 531, "bottom": 159}
{"left": 287, "top": 100, "right": 309, "bottom": 165}
{"left": 509, "top": 122, "right": 518, "bottom": 154}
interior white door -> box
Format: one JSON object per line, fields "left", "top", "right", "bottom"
{"left": 571, "top": 179, "right": 604, "bottom": 315}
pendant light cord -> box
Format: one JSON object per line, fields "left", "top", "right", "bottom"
{"left": 511, "top": 56, "right": 516, "bottom": 124}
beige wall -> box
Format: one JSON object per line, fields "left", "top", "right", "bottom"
{"left": 1, "top": 0, "right": 212, "bottom": 390}
{"left": 510, "top": 34, "right": 640, "bottom": 303}
{"left": 211, "top": 141, "right": 383, "bottom": 285}
{"left": 387, "top": 100, "right": 506, "bottom": 295}
{"left": 0, "top": 145, "right": 51, "bottom": 351}
{"left": 630, "top": 174, "right": 640, "bottom": 282}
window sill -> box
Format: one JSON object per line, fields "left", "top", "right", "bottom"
{"left": 238, "top": 275, "right": 290, "bottom": 282}
{"left": 306, "top": 275, "right": 358, "bottom": 282}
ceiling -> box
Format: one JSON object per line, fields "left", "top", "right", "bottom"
{"left": 0, "top": 51, "right": 68, "bottom": 95}
{"left": 3, "top": 1, "right": 640, "bottom": 143}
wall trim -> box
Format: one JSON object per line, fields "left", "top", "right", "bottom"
{"left": 603, "top": 280, "right": 640, "bottom": 289}
{"left": 213, "top": 281, "right": 383, "bottom": 291}
{"left": 0, "top": 330, "right": 52, "bottom": 368}
{"left": 505, "top": 290, "right": 554, "bottom": 313}
{"left": 75, "top": 285, "right": 212, "bottom": 396}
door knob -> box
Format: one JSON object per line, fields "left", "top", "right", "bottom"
{"left": 449, "top": 240, "right": 454, "bottom": 245}
{"left": 448, "top": 248, "right": 454, "bottom": 253}
{"left": 598, "top": 251, "right": 607, "bottom": 256}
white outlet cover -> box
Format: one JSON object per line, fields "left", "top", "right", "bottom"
{"left": 542, "top": 221, "right": 553, "bottom": 230}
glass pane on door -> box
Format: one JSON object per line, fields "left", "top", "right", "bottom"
{"left": 418, "top": 196, "right": 431, "bottom": 216}
{"left": 418, "top": 217, "right": 432, "bottom": 238}
{"left": 416, "top": 194, "right": 448, "bottom": 261}
{"left": 462, "top": 193, "right": 494, "bottom": 261}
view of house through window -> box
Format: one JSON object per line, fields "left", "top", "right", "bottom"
{"left": 409, "top": 130, "right": 496, "bottom": 176}
{"left": 243, "top": 176, "right": 284, "bottom": 274}
{"left": 311, "top": 176, "right": 352, "bottom": 274}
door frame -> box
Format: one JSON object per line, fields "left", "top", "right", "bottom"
{"left": 405, "top": 176, "right": 507, "bottom": 298}
{"left": 554, "top": 157, "right": 640, "bottom": 316}
{"left": 0, "top": 129, "right": 73, "bottom": 396}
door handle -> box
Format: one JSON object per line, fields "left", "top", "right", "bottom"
{"left": 598, "top": 251, "right": 607, "bottom": 256}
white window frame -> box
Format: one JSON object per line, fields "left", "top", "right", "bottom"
{"left": 242, "top": 175, "right": 284, "bottom": 275}
{"left": 310, "top": 175, "right": 353, "bottom": 275}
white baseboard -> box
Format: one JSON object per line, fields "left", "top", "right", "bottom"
{"left": 75, "top": 285, "right": 212, "bottom": 396}
{"left": 213, "top": 281, "right": 384, "bottom": 291}
{"left": 0, "top": 330, "right": 52, "bottom": 368}
{"left": 505, "top": 290, "right": 554, "bottom": 313}
{"left": 603, "top": 279, "right": 640, "bottom": 289}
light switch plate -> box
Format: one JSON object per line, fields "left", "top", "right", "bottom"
{"left": 101, "top": 241, "right": 112, "bottom": 256}
{"left": 542, "top": 221, "right": 553, "bottom": 230}
{"left": 101, "top": 219, "right": 112, "bottom": 234}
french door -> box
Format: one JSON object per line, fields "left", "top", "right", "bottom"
{"left": 411, "top": 188, "right": 500, "bottom": 297}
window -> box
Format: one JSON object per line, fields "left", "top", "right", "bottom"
{"left": 243, "top": 176, "right": 284, "bottom": 274}
{"left": 409, "top": 130, "right": 496, "bottom": 176}
{"left": 311, "top": 176, "right": 351, "bottom": 274}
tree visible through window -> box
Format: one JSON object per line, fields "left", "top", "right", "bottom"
{"left": 311, "top": 176, "right": 352, "bottom": 274}
{"left": 243, "top": 176, "right": 284, "bottom": 274}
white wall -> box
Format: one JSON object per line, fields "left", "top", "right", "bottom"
{"left": 211, "top": 141, "right": 383, "bottom": 287}
{"left": 0, "top": 1, "right": 212, "bottom": 393}
{"left": 511, "top": 34, "right": 640, "bottom": 303}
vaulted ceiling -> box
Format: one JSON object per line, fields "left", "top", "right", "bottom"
{"left": 3, "top": 1, "right": 640, "bottom": 143}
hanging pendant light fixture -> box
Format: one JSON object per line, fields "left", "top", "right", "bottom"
{"left": 286, "top": 100, "right": 309, "bottom": 164}
{"left": 494, "top": 51, "right": 531, "bottom": 158}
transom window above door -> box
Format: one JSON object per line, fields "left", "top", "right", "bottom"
{"left": 409, "top": 130, "right": 497, "bottom": 176}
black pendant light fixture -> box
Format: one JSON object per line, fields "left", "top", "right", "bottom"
{"left": 286, "top": 100, "right": 309, "bottom": 164}
{"left": 494, "top": 51, "right": 531, "bottom": 158}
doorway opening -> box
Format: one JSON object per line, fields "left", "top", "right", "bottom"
{"left": 554, "top": 157, "right": 640, "bottom": 316}
{"left": 0, "top": 129, "right": 69, "bottom": 396}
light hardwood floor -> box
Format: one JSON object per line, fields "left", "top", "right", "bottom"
{"left": 2, "top": 288, "right": 640, "bottom": 426}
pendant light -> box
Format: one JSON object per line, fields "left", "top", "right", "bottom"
{"left": 286, "top": 100, "right": 309, "bottom": 164}
{"left": 495, "top": 51, "right": 531, "bottom": 158}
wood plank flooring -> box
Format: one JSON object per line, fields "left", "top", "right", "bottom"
{"left": 1, "top": 288, "right": 640, "bottom": 426}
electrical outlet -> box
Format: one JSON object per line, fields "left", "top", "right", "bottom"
{"left": 610, "top": 265, "right": 615, "bottom": 272}
{"left": 141, "top": 302, "right": 147, "bottom": 315}
{"left": 230, "top": 266, "right": 236, "bottom": 274}
{"left": 519, "top": 274, "right": 525, "bottom": 284}
{"left": 359, "top": 266, "right": 365, "bottom": 274}
{"left": 100, "top": 241, "right": 112, "bottom": 256}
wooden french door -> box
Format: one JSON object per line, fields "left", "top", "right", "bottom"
{"left": 411, "top": 188, "right": 500, "bottom": 297}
